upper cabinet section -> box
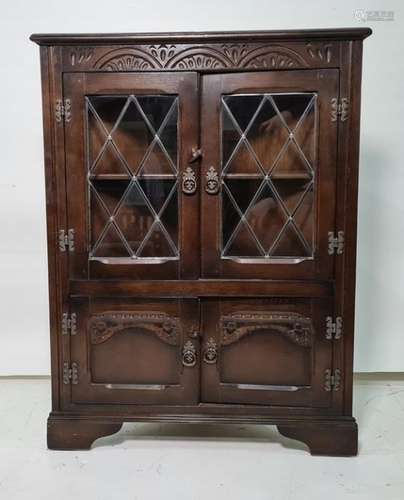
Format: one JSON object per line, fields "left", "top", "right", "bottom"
{"left": 30, "top": 28, "right": 371, "bottom": 73}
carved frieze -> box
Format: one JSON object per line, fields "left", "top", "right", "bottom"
{"left": 89, "top": 311, "right": 180, "bottom": 345}
{"left": 62, "top": 41, "right": 338, "bottom": 71}
{"left": 221, "top": 311, "right": 314, "bottom": 347}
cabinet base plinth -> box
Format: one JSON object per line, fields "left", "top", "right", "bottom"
{"left": 278, "top": 420, "right": 358, "bottom": 456}
{"left": 47, "top": 415, "right": 123, "bottom": 450}
{"left": 47, "top": 413, "right": 357, "bottom": 455}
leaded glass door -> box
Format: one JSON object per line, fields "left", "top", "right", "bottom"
{"left": 201, "top": 70, "right": 339, "bottom": 279}
{"left": 63, "top": 73, "right": 199, "bottom": 280}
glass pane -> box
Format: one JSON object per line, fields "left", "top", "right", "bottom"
{"left": 90, "top": 141, "right": 131, "bottom": 178}
{"left": 137, "top": 96, "right": 176, "bottom": 134}
{"left": 114, "top": 183, "right": 154, "bottom": 255}
{"left": 223, "top": 95, "right": 263, "bottom": 132}
{"left": 222, "top": 188, "right": 241, "bottom": 246}
{"left": 138, "top": 223, "right": 176, "bottom": 258}
{"left": 223, "top": 222, "right": 263, "bottom": 258}
{"left": 271, "top": 141, "right": 312, "bottom": 179}
{"left": 246, "top": 98, "right": 290, "bottom": 172}
{"left": 272, "top": 179, "right": 312, "bottom": 214}
{"left": 138, "top": 179, "right": 175, "bottom": 215}
{"left": 92, "top": 223, "right": 131, "bottom": 258}
{"left": 221, "top": 92, "right": 317, "bottom": 261}
{"left": 90, "top": 179, "right": 130, "bottom": 216}
{"left": 270, "top": 222, "right": 310, "bottom": 258}
{"left": 222, "top": 105, "right": 240, "bottom": 167}
{"left": 138, "top": 142, "right": 176, "bottom": 176}
{"left": 223, "top": 141, "right": 262, "bottom": 176}
{"left": 224, "top": 179, "right": 262, "bottom": 214}
{"left": 245, "top": 183, "right": 287, "bottom": 253}
{"left": 160, "top": 187, "right": 179, "bottom": 249}
{"left": 271, "top": 94, "right": 314, "bottom": 132}
{"left": 87, "top": 95, "right": 179, "bottom": 261}
{"left": 292, "top": 188, "right": 314, "bottom": 250}
{"left": 158, "top": 102, "right": 178, "bottom": 168}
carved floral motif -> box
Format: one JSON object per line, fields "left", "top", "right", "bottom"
{"left": 221, "top": 311, "right": 313, "bottom": 347}
{"left": 221, "top": 44, "right": 249, "bottom": 65}
{"left": 149, "top": 44, "right": 177, "bottom": 63}
{"left": 93, "top": 43, "right": 311, "bottom": 71}
{"left": 70, "top": 48, "right": 94, "bottom": 66}
{"left": 99, "top": 54, "right": 154, "bottom": 71}
{"left": 89, "top": 311, "right": 180, "bottom": 345}
{"left": 306, "top": 43, "right": 333, "bottom": 63}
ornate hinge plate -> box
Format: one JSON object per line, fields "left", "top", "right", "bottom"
{"left": 324, "top": 368, "right": 341, "bottom": 391}
{"left": 62, "top": 312, "right": 77, "bottom": 336}
{"left": 325, "top": 316, "right": 343, "bottom": 340}
{"left": 63, "top": 362, "right": 79, "bottom": 385}
{"left": 59, "top": 229, "right": 75, "bottom": 252}
{"left": 331, "top": 97, "right": 349, "bottom": 122}
{"left": 328, "top": 231, "right": 344, "bottom": 255}
{"left": 55, "top": 98, "right": 72, "bottom": 123}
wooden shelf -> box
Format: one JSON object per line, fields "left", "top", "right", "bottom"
{"left": 89, "top": 174, "right": 176, "bottom": 180}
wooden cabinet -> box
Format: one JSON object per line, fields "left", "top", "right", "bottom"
{"left": 31, "top": 28, "right": 371, "bottom": 455}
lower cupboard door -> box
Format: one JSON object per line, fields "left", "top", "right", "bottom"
{"left": 201, "top": 298, "right": 333, "bottom": 407}
{"left": 69, "top": 297, "right": 199, "bottom": 405}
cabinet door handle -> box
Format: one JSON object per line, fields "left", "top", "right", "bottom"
{"left": 203, "top": 338, "right": 218, "bottom": 364}
{"left": 182, "top": 340, "right": 197, "bottom": 367}
{"left": 189, "top": 147, "right": 203, "bottom": 163}
{"left": 188, "top": 327, "right": 200, "bottom": 339}
{"left": 205, "top": 166, "right": 220, "bottom": 195}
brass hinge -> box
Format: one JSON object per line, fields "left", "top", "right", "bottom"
{"left": 55, "top": 98, "right": 72, "bottom": 123}
{"left": 63, "top": 362, "right": 79, "bottom": 385}
{"left": 324, "top": 368, "right": 341, "bottom": 392}
{"left": 328, "top": 231, "right": 344, "bottom": 255}
{"left": 331, "top": 97, "right": 349, "bottom": 122}
{"left": 326, "top": 316, "right": 343, "bottom": 340}
{"left": 62, "top": 312, "right": 77, "bottom": 336}
{"left": 58, "top": 229, "right": 75, "bottom": 252}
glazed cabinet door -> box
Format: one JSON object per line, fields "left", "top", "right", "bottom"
{"left": 201, "top": 70, "right": 339, "bottom": 279}
{"left": 201, "top": 298, "right": 333, "bottom": 407}
{"left": 63, "top": 72, "right": 199, "bottom": 280}
{"left": 66, "top": 298, "right": 199, "bottom": 405}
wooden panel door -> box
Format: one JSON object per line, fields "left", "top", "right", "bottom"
{"left": 201, "top": 70, "right": 339, "bottom": 279}
{"left": 201, "top": 298, "right": 333, "bottom": 407}
{"left": 63, "top": 72, "right": 199, "bottom": 280}
{"left": 68, "top": 297, "right": 200, "bottom": 405}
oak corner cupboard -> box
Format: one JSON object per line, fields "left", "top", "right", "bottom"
{"left": 31, "top": 27, "right": 371, "bottom": 455}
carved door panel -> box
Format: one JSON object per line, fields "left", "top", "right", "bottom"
{"left": 201, "top": 70, "right": 339, "bottom": 279}
{"left": 63, "top": 72, "right": 199, "bottom": 280}
{"left": 68, "top": 298, "right": 199, "bottom": 405}
{"left": 201, "top": 299, "right": 333, "bottom": 407}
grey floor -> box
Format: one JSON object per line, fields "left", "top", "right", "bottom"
{"left": 0, "top": 375, "right": 403, "bottom": 499}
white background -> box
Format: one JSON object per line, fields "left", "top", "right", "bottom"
{"left": 0, "top": 0, "right": 403, "bottom": 375}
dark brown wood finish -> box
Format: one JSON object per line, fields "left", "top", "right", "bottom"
{"left": 201, "top": 70, "right": 338, "bottom": 279}
{"left": 70, "top": 297, "right": 200, "bottom": 405}
{"left": 32, "top": 28, "right": 371, "bottom": 456}
{"left": 201, "top": 298, "right": 334, "bottom": 407}
{"left": 64, "top": 72, "right": 199, "bottom": 280}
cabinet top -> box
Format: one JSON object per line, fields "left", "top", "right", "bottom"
{"left": 30, "top": 28, "right": 372, "bottom": 46}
